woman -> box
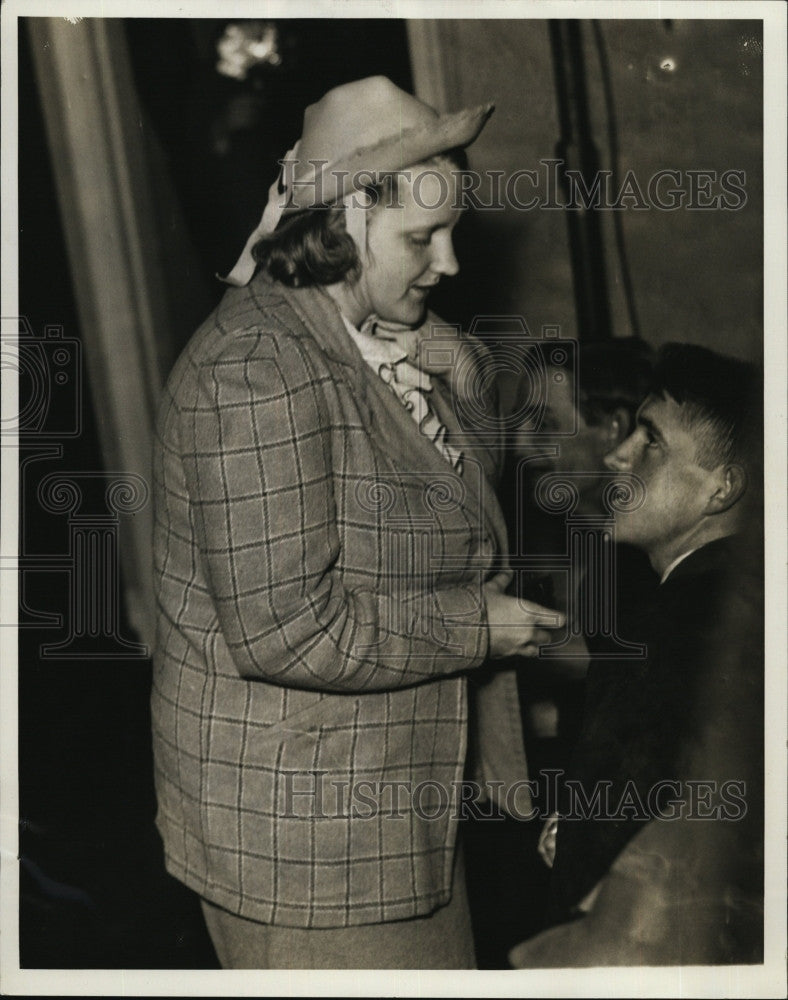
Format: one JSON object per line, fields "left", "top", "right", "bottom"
{"left": 151, "top": 76, "right": 558, "bottom": 969}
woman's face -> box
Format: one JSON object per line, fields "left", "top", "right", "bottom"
{"left": 351, "top": 160, "right": 464, "bottom": 327}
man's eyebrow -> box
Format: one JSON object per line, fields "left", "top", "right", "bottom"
{"left": 636, "top": 412, "right": 665, "bottom": 441}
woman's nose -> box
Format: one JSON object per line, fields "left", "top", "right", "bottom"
{"left": 431, "top": 235, "right": 459, "bottom": 277}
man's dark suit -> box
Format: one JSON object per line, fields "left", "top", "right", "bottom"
{"left": 549, "top": 533, "right": 763, "bottom": 924}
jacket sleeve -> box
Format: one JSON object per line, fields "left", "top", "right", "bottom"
{"left": 179, "top": 330, "right": 490, "bottom": 691}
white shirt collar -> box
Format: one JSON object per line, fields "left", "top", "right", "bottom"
{"left": 659, "top": 549, "right": 698, "bottom": 584}
{"left": 339, "top": 315, "right": 462, "bottom": 471}
{"left": 340, "top": 315, "right": 432, "bottom": 392}
{"left": 659, "top": 532, "right": 739, "bottom": 584}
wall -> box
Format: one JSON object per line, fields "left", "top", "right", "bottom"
{"left": 409, "top": 18, "right": 763, "bottom": 363}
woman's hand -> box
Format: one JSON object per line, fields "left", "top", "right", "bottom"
{"left": 483, "top": 579, "right": 565, "bottom": 660}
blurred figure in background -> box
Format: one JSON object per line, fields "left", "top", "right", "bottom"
{"left": 513, "top": 337, "right": 658, "bottom": 765}
{"left": 465, "top": 337, "right": 657, "bottom": 966}
{"left": 513, "top": 337, "right": 656, "bottom": 513}
{"left": 523, "top": 340, "right": 660, "bottom": 876}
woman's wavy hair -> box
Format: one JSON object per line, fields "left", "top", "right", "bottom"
{"left": 252, "top": 147, "right": 468, "bottom": 288}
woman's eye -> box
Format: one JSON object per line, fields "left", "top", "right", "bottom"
{"left": 408, "top": 234, "right": 431, "bottom": 248}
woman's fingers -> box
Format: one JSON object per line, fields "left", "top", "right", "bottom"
{"left": 484, "top": 592, "right": 565, "bottom": 659}
{"left": 517, "top": 599, "right": 565, "bottom": 627}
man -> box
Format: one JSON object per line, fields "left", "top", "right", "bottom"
{"left": 541, "top": 342, "right": 763, "bottom": 951}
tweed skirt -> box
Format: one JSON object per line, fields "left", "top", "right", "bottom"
{"left": 199, "top": 839, "right": 475, "bottom": 970}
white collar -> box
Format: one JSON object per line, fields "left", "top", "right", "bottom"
{"left": 659, "top": 548, "right": 698, "bottom": 584}
{"left": 340, "top": 315, "right": 433, "bottom": 392}
{"left": 659, "top": 531, "right": 739, "bottom": 584}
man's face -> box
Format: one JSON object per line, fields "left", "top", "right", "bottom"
{"left": 604, "top": 393, "right": 719, "bottom": 559}
{"left": 353, "top": 162, "right": 463, "bottom": 327}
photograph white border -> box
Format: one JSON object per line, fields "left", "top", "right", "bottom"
{"left": 2, "top": 1, "right": 785, "bottom": 996}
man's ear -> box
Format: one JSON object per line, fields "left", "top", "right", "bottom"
{"left": 605, "top": 407, "right": 633, "bottom": 449}
{"left": 706, "top": 463, "right": 748, "bottom": 514}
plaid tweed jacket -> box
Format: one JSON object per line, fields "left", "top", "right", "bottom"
{"left": 151, "top": 269, "right": 527, "bottom": 928}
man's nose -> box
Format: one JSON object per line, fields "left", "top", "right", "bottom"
{"left": 604, "top": 435, "right": 635, "bottom": 471}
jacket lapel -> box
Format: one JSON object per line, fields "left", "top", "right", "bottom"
{"left": 429, "top": 378, "right": 510, "bottom": 557}
{"left": 259, "top": 273, "right": 507, "bottom": 553}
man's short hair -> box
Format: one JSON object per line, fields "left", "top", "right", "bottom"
{"left": 649, "top": 343, "right": 762, "bottom": 471}
{"left": 573, "top": 338, "right": 655, "bottom": 427}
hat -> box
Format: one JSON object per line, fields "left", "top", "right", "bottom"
{"left": 221, "top": 75, "right": 494, "bottom": 286}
